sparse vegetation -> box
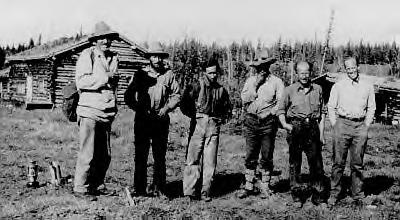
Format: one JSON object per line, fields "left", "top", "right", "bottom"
{"left": 1, "top": 106, "right": 400, "bottom": 219}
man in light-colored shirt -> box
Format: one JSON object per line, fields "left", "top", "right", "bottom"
{"left": 238, "top": 49, "right": 284, "bottom": 199}
{"left": 327, "top": 57, "right": 376, "bottom": 205}
{"left": 124, "top": 42, "right": 181, "bottom": 197}
{"left": 73, "top": 25, "right": 119, "bottom": 201}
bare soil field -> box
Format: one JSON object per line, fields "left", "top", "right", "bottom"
{"left": 1, "top": 106, "right": 400, "bottom": 219}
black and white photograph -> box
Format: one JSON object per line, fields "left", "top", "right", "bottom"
{"left": 0, "top": 0, "right": 400, "bottom": 219}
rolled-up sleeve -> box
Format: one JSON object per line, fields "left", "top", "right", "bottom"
{"left": 75, "top": 49, "right": 108, "bottom": 90}
{"left": 271, "top": 79, "right": 285, "bottom": 115}
{"left": 365, "top": 85, "right": 376, "bottom": 125}
{"left": 241, "top": 76, "right": 257, "bottom": 105}
{"left": 327, "top": 83, "right": 339, "bottom": 125}
{"left": 276, "top": 87, "right": 290, "bottom": 116}
{"left": 165, "top": 71, "right": 181, "bottom": 110}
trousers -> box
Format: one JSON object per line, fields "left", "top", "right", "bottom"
{"left": 331, "top": 117, "right": 368, "bottom": 198}
{"left": 243, "top": 113, "right": 278, "bottom": 171}
{"left": 286, "top": 118, "right": 325, "bottom": 200}
{"left": 134, "top": 113, "right": 170, "bottom": 194}
{"left": 74, "top": 117, "right": 111, "bottom": 193}
{"left": 183, "top": 114, "right": 221, "bottom": 196}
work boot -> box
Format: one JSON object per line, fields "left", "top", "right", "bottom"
{"left": 291, "top": 196, "right": 303, "bottom": 208}
{"left": 94, "top": 184, "right": 117, "bottom": 196}
{"left": 237, "top": 188, "right": 256, "bottom": 199}
{"left": 201, "top": 192, "right": 212, "bottom": 202}
{"left": 259, "top": 170, "right": 272, "bottom": 198}
{"left": 327, "top": 192, "right": 345, "bottom": 207}
{"left": 73, "top": 191, "right": 97, "bottom": 201}
{"left": 238, "top": 169, "right": 256, "bottom": 199}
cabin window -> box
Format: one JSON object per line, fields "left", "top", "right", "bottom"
{"left": 16, "top": 81, "right": 26, "bottom": 94}
{"left": 38, "top": 78, "right": 45, "bottom": 93}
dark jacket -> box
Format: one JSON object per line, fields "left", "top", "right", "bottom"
{"left": 124, "top": 68, "right": 181, "bottom": 115}
{"left": 180, "top": 75, "right": 232, "bottom": 121}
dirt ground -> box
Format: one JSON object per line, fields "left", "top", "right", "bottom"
{"left": 1, "top": 106, "right": 400, "bottom": 219}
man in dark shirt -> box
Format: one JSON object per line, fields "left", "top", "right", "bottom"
{"left": 180, "top": 60, "right": 231, "bottom": 202}
{"left": 277, "top": 61, "right": 327, "bottom": 207}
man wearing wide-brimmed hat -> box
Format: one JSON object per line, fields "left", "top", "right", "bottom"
{"left": 238, "top": 49, "right": 284, "bottom": 199}
{"left": 124, "top": 42, "right": 180, "bottom": 197}
{"left": 180, "top": 58, "right": 232, "bottom": 202}
{"left": 73, "top": 22, "right": 119, "bottom": 201}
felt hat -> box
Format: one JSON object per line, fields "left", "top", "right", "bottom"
{"left": 249, "top": 49, "right": 277, "bottom": 68}
{"left": 88, "top": 21, "right": 119, "bottom": 42}
{"left": 146, "top": 42, "right": 169, "bottom": 58}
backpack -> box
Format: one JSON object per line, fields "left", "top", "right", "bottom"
{"left": 62, "top": 82, "right": 79, "bottom": 122}
{"left": 61, "top": 48, "right": 95, "bottom": 122}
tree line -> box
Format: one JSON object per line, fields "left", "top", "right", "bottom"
{"left": 163, "top": 38, "right": 400, "bottom": 110}
{"left": 0, "top": 32, "right": 85, "bottom": 69}
{"left": 1, "top": 35, "right": 400, "bottom": 107}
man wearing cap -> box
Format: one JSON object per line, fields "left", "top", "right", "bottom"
{"left": 73, "top": 23, "right": 119, "bottom": 201}
{"left": 124, "top": 42, "right": 181, "bottom": 197}
{"left": 327, "top": 57, "right": 376, "bottom": 205}
{"left": 238, "top": 49, "right": 284, "bottom": 198}
{"left": 277, "top": 61, "right": 327, "bottom": 207}
{"left": 180, "top": 59, "right": 232, "bottom": 202}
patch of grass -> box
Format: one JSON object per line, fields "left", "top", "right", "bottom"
{"left": 1, "top": 106, "right": 400, "bottom": 218}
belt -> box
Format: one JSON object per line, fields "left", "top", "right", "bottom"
{"left": 246, "top": 113, "right": 275, "bottom": 122}
{"left": 338, "top": 115, "right": 365, "bottom": 122}
{"left": 80, "top": 88, "right": 112, "bottom": 93}
{"left": 288, "top": 117, "right": 318, "bottom": 124}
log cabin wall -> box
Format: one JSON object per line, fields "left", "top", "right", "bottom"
{"left": 110, "top": 39, "right": 148, "bottom": 105}
{"left": 4, "top": 62, "right": 53, "bottom": 104}
{"left": 377, "top": 88, "right": 400, "bottom": 123}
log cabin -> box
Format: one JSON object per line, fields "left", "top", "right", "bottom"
{"left": 1, "top": 26, "right": 149, "bottom": 108}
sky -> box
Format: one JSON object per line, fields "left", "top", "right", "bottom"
{"left": 1, "top": 0, "right": 400, "bottom": 47}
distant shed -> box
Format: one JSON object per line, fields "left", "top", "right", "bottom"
{"left": 2, "top": 28, "right": 148, "bottom": 107}
{"left": 0, "top": 67, "right": 10, "bottom": 100}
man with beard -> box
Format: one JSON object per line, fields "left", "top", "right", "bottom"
{"left": 181, "top": 59, "right": 232, "bottom": 202}
{"left": 327, "top": 57, "right": 376, "bottom": 205}
{"left": 238, "top": 49, "right": 284, "bottom": 199}
{"left": 277, "top": 61, "right": 327, "bottom": 207}
{"left": 124, "top": 42, "right": 181, "bottom": 198}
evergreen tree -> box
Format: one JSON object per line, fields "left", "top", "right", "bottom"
{"left": 28, "top": 38, "right": 35, "bottom": 49}
{"left": 0, "top": 46, "right": 6, "bottom": 69}
{"left": 37, "top": 34, "right": 42, "bottom": 46}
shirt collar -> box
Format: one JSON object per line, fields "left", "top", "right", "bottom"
{"left": 345, "top": 75, "right": 360, "bottom": 84}
{"left": 295, "top": 81, "right": 314, "bottom": 92}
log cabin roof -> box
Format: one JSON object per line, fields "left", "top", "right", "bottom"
{"left": 6, "top": 32, "right": 148, "bottom": 63}
{"left": 0, "top": 67, "right": 10, "bottom": 78}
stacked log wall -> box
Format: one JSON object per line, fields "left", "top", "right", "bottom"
{"left": 377, "top": 87, "right": 400, "bottom": 123}
{"left": 3, "top": 62, "right": 53, "bottom": 104}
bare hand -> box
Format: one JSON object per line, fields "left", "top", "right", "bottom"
{"left": 106, "top": 71, "right": 115, "bottom": 78}
{"left": 282, "top": 123, "right": 293, "bottom": 131}
{"left": 158, "top": 107, "right": 169, "bottom": 117}
{"left": 320, "top": 133, "right": 325, "bottom": 145}
{"left": 255, "top": 73, "right": 267, "bottom": 87}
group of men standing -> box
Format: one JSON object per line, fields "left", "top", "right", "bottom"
{"left": 71, "top": 28, "right": 376, "bottom": 207}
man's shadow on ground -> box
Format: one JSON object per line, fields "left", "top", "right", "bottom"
{"left": 271, "top": 174, "right": 395, "bottom": 197}
{"left": 165, "top": 172, "right": 244, "bottom": 199}
{"left": 165, "top": 173, "right": 395, "bottom": 199}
